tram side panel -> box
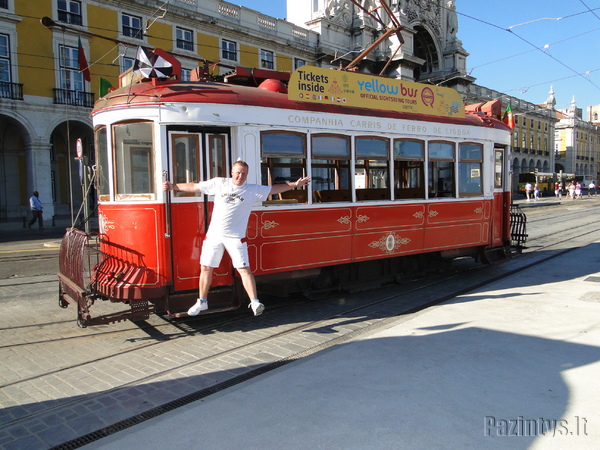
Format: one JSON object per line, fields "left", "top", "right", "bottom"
{"left": 246, "top": 199, "right": 497, "bottom": 280}
{"left": 96, "top": 204, "right": 169, "bottom": 300}
{"left": 250, "top": 207, "right": 354, "bottom": 273}
{"left": 423, "top": 200, "right": 486, "bottom": 249}
{"left": 169, "top": 201, "right": 234, "bottom": 292}
{"left": 170, "top": 202, "right": 204, "bottom": 291}
{"left": 351, "top": 203, "right": 426, "bottom": 260}
{"left": 491, "top": 191, "right": 511, "bottom": 248}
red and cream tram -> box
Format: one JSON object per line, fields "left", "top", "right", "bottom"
{"left": 58, "top": 62, "right": 523, "bottom": 327}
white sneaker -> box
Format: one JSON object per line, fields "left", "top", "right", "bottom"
{"left": 188, "top": 298, "right": 208, "bottom": 316}
{"left": 249, "top": 300, "right": 265, "bottom": 316}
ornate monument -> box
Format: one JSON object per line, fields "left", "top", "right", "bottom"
{"left": 286, "top": 0, "right": 471, "bottom": 89}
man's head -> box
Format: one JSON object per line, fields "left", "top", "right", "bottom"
{"left": 231, "top": 161, "right": 249, "bottom": 186}
{"left": 33, "top": 191, "right": 39, "bottom": 197}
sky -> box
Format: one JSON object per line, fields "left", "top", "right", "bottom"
{"left": 233, "top": 0, "right": 600, "bottom": 119}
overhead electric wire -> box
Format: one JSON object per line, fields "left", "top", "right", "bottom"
{"left": 455, "top": 2, "right": 600, "bottom": 96}
{"left": 16, "top": 2, "right": 600, "bottom": 97}
{"left": 469, "top": 25, "right": 600, "bottom": 71}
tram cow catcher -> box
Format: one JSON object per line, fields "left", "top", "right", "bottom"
{"left": 58, "top": 56, "right": 527, "bottom": 327}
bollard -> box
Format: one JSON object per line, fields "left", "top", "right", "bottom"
{"left": 52, "top": 215, "right": 55, "bottom": 227}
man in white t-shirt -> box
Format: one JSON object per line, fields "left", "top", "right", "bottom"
{"left": 164, "top": 160, "right": 311, "bottom": 317}
{"left": 588, "top": 181, "right": 596, "bottom": 197}
{"left": 524, "top": 182, "right": 532, "bottom": 201}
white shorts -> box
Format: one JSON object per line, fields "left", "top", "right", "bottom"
{"left": 200, "top": 235, "right": 249, "bottom": 268}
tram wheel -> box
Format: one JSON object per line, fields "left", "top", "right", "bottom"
{"left": 77, "top": 314, "right": 89, "bottom": 328}
{"left": 303, "top": 268, "right": 335, "bottom": 300}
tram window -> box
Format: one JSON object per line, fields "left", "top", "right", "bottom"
{"left": 393, "top": 139, "right": 425, "bottom": 199}
{"left": 355, "top": 137, "right": 390, "bottom": 201}
{"left": 458, "top": 143, "right": 483, "bottom": 197}
{"left": 312, "top": 134, "right": 350, "bottom": 202}
{"left": 95, "top": 126, "right": 110, "bottom": 201}
{"left": 208, "top": 134, "right": 227, "bottom": 178}
{"left": 172, "top": 134, "right": 200, "bottom": 198}
{"left": 494, "top": 149, "right": 503, "bottom": 189}
{"left": 113, "top": 122, "right": 155, "bottom": 199}
{"left": 260, "top": 131, "right": 307, "bottom": 203}
{"left": 261, "top": 132, "right": 305, "bottom": 157}
{"left": 428, "top": 141, "right": 455, "bottom": 198}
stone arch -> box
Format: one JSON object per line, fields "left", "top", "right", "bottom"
{"left": 512, "top": 157, "right": 520, "bottom": 173}
{"left": 47, "top": 119, "right": 94, "bottom": 217}
{"left": 512, "top": 157, "right": 521, "bottom": 192}
{"left": 0, "top": 114, "right": 33, "bottom": 219}
{"left": 412, "top": 24, "right": 440, "bottom": 81}
{"left": 521, "top": 158, "right": 528, "bottom": 174}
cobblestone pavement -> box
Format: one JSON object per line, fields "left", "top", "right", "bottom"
{"left": 1, "top": 264, "right": 462, "bottom": 449}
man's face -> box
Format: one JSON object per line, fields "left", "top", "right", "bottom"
{"left": 231, "top": 165, "right": 248, "bottom": 186}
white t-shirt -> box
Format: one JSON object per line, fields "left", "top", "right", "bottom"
{"left": 198, "top": 178, "right": 271, "bottom": 238}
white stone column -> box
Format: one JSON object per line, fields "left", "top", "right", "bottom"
{"left": 25, "top": 140, "right": 55, "bottom": 220}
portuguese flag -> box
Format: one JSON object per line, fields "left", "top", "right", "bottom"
{"left": 502, "top": 102, "right": 515, "bottom": 129}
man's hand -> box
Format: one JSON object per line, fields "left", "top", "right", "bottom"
{"left": 295, "top": 176, "right": 311, "bottom": 188}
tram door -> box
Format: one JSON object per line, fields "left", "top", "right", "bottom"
{"left": 492, "top": 147, "right": 510, "bottom": 246}
{"left": 168, "top": 130, "right": 233, "bottom": 293}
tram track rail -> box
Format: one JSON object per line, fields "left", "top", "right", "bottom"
{"left": 0, "top": 262, "right": 484, "bottom": 388}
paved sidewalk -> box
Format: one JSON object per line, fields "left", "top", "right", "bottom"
{"left": 0, "top": 216, "right": 95, "bottom": 248}
{"left": 88, "top": 240, "right": 600, "bottom": 449}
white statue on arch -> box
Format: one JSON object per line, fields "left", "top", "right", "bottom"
{"left": 391, "top": 0, "right": 408, "bottom": 15}
{"left": 325, "top": 0, "right": 352, "bottom": 26}
{"left": 446, "top": 0, "right": 458, "bottom": 41}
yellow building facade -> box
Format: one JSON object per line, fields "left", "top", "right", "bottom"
{"left": 0, "top": 0, "right": 317, "bottom": 221}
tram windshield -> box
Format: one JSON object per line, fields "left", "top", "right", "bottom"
{"left": 113, "top": 122, "right": 155, "bottom": 199}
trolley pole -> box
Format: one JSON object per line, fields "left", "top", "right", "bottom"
{"left": 82, "top": 157, "right": 90, "bottom": 234}
{"left": 77, "top": 138, "right": 90, "bottom": 234}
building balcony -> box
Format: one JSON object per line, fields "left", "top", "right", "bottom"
{"left": 53, "top": 89, "right": 95, "bottom": 108}
{"left": 0, "top": 82, "right": 24, "bottom": 100}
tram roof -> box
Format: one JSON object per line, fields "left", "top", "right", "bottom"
{"left": 93, "top": 79, "right": 509, "bottom": 130}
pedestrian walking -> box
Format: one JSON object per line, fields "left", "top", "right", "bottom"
{"left": 28, "top": 191, "right": 44, "bottom": 230}
{"left": 525, "top": 182, "right": 532, "bottom": 201}
{"left": 567, "top": 181, "right": 575, "bottom": 200}
{"left": 163, "top": 160, "right": 310, "bottom": 317}
{"left": 588, "top": 181, "right": 596, "bottom": 197}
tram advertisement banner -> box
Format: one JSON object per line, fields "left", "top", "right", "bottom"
{"left": 288, "top": 66, "right": 465, "bottom": 119}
